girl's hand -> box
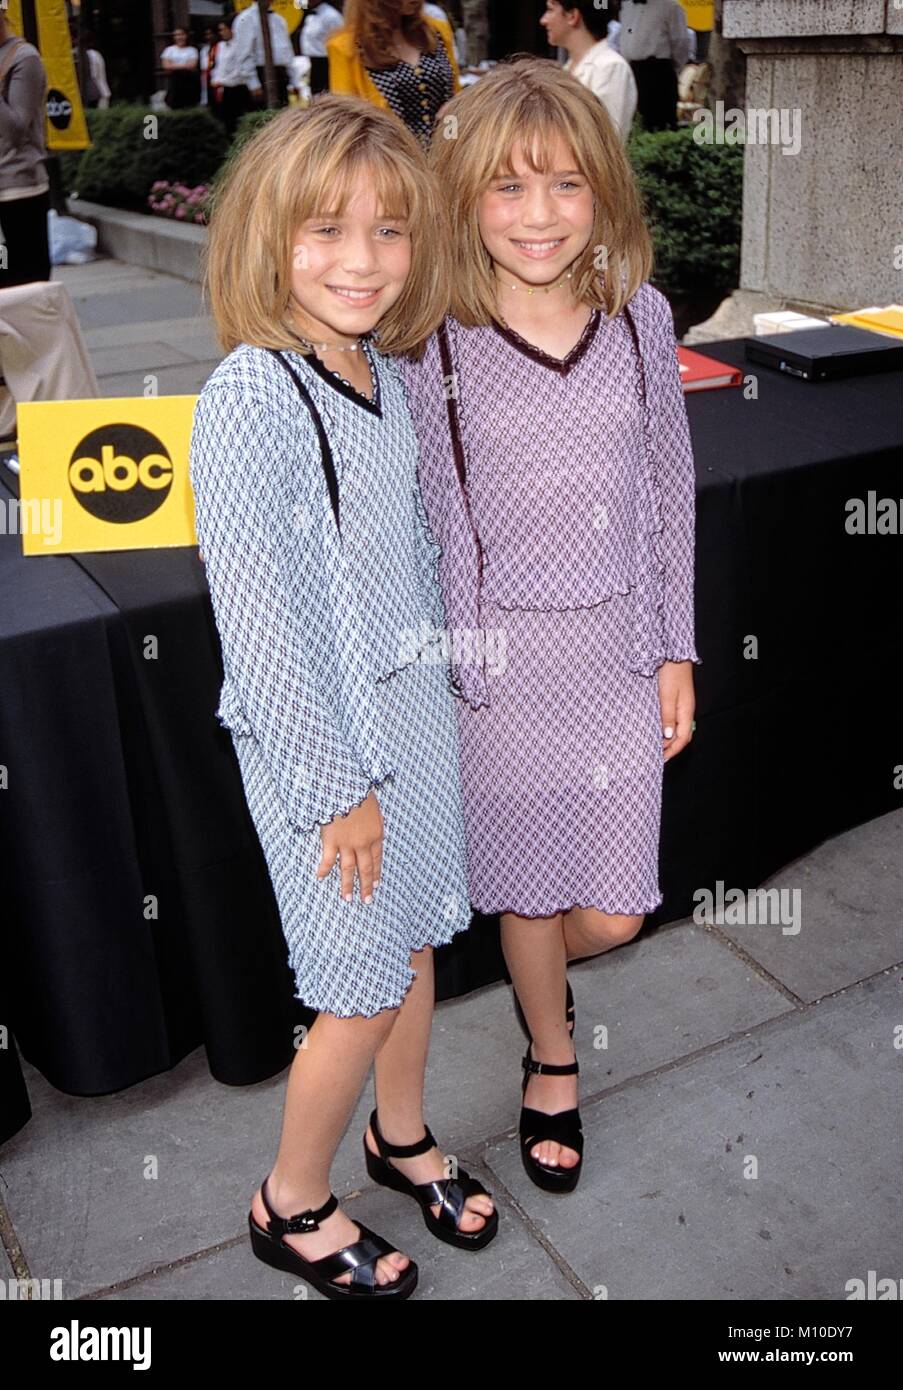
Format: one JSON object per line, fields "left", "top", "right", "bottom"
{"left": 658, "top": 660, "right": 695, "bottom": 762}
{"left": 316, "top": 791, "right": 383, "bottom": 903}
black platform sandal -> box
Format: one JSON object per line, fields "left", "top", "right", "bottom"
{"left": 249, "top": 1176, "right": 418, "bottom": 1299}
{"left": 363, "top": 1108, "right": 499, "bottom": 1250}
{"left": 512, "top": 979, "right": 575, "bottom": 1043}
{"left": 519, "top": 1043, "right": 584, "bottom": 1194}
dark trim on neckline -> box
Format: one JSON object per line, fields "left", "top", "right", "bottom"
{"left": 491, "top": 307, "right": 601, "bottom": 375}
{"left": 288, "top": 339, "right": 382, "bottom": 417}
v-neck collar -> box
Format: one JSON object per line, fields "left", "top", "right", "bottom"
{"left": 491, "top": 307, "right": 601, "bottom": 375}
{"left": 289, "top": 337, "right": 382, "bottom": 417}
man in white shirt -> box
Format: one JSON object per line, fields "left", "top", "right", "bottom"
{"left": 209, "top": 16, "right": 250, "bottom": 135}
{"left": 300, "top": 0, "right": 343, "bottom": 94}
{"left": 618, "top": 0, "right": 690, "bottom": 131}
{"left": 540, "top": 1, "right": 637, "bottom": 143}
{"left": 230, "top": 0, "right": 294, "bottom": 106}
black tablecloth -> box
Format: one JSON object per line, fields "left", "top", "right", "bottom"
{"left": 2, "top": 337, "right": 901, "bottom": 1144}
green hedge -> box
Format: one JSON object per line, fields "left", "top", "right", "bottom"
{"left": 57, "top": 104, "right": 229, "bottom": 210}
{"left": 627, "top": 125, "right": 744, "bottom": 294}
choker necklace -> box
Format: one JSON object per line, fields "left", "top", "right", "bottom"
{"left": 498, "top": 266, "right": 576, "bottom": 296}
{"left": 294, "top": 333, "right": 363, "bottom": 354}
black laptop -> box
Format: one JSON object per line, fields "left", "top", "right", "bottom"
{"left": 744, "top": 324, "right": 903, "bottom": 381}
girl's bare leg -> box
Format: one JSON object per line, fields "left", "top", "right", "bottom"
{"left": 368, "top": 944, "right": 495, "bottom": 1232}
{"left": 563, "top": 908, "right": 644, "bottom": 961}
{"left": 249, "top": 1007, "right": 410, "bottom": 1287}
{"left": 500, "top": 911, "right": 579, "bottom": 1172}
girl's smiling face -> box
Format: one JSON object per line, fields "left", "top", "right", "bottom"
{"left": 477, "top": 135, "right": 595, "bottom": 291}
{"left": 289, "top": 179, "right": 412, "bottom": 344}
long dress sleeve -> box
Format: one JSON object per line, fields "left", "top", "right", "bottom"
{"left": 644, "top": 287, "right": 702, "bottom": 666}
{"left": 189, "top": 381, "right": 382, "bottom": 832}
{"left": 396, "top": 336, "right": 490, "bottom": 708}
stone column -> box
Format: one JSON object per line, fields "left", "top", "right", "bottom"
{"left": 723, "top": 0, "right": 903, "bottom": 309}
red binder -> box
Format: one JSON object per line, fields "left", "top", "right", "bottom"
{"left": 677, "top": 345, "right": 743, "bottom": 393}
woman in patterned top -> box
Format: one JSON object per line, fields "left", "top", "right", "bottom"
{"left": 328, "top": 0, "right": 460, "bottom": 147}
{"left": 190, "top": 96, "right": 496, "bottom": 1300}
{"left": 398, "top": 59, "right": 701, "bottom": 1193}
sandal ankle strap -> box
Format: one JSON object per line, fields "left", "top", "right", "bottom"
{"left": 369, "top": 1107, "right": 436, "bottom": 1160}
{"left": 260, "top": 1177, "right": 338, "bottom": 1236}
{"left": 521, "top": 1049, "right": 579, "bottom": 1078}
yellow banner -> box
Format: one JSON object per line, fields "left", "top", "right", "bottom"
{"left": 234, "top": 0, "right": 304, "bottom": 36}
{"left": 17, "top": 397, "right": 200, "bottom": 555}
{"left": 7, "top": 0, "right": 90, "bottom": 152}
{"left": 679, "top": 1, "right": 715, "bottom": 31}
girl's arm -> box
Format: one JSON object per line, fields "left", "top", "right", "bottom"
{"left": 189, "top": 381, "right": 381, "bottom": 832}
{"left": 645, "top": 287, "right": 702, "bottom": 668}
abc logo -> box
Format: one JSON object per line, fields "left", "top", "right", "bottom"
{"left": 47, "top": 88, "right": 73, "bottom": 130}
{"left": 69, "top": 425, "right": 173, "bottom": 523}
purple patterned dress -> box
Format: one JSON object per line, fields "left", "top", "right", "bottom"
{"left": 396, "top": 280, "right": 701, "bottom": 918}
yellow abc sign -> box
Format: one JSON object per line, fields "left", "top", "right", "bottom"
{"left": 17, "top": 396, "right": 200, "bottom": 556}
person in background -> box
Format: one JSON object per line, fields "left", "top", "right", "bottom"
{"left": 70, "top": 24, "right": 111, "bottom": 110}
{"left": 0, "top": 10, "right": 50, "bottom": 288}
{"left": 209, "top": 15, "right": 249, "bottom": 136}
{"left": 617, "top": 0, "right": 689, "bottom": 131}
{"left": 300, "top": 0, "right": 344, "bottom": 95}
{"left": 161, "top": 26, "right": 201, "bottom": 109}
{"left": 199, "top": 24, "right": 218, "bottom": 106}
{"left": 678, "top": 0, "right": 713, "bottom": 62}
{"left": 231, "top": 0, "right": 295, "bottom": 108}
{"left": 609, "top": 11, "right": 696, "bottom": 64}
{"left": 541, "top": 0, "right": 637, "bottom": 144}
{"left": 328, "top": 0, "right": 460, "bottom": 148}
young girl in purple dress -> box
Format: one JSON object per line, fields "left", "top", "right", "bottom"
{"left": 397, "top": 58, "right": 701, "bottom": 1191}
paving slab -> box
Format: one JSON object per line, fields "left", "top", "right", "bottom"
{"left": 80, "top": 318, "right": 219, "bottom": 358}
{"left": 71, "top": 282, "right": 205, "bottom": 332}
{"left": 96, "top": 361, "right": 223, "bottom": 399}
{"left": 94, "top": 1182, "right": 581, "bottom": 1302}
{"left": 483, "top": 968, "right": 903, "bottom": 1301}
{"left": 88, "top": 342, "right": 200, "bottom": 379}
{"left": 0, "top": 918, "right": 794, "bottom": 1299}
{"left": 711, "top": 811, "right": 903, "bottom": 1002}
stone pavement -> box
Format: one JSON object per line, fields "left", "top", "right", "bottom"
{"left": 1, "top": 256, "right": 900, "bottom": 1302}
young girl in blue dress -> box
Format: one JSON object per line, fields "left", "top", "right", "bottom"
{"left": 189, "top": 95, "right": 497, "bottom": 1300}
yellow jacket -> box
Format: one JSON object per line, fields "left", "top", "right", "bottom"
{"left": 327, "top": 16, "right": 461, "bottom": 111}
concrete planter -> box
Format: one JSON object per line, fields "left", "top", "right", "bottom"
{"left": 67, "top": 198, "right": 206, "bottom": 284}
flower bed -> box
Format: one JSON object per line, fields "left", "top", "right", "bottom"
{"left": 148, "top": 181, "right": 210, "bottom": 226}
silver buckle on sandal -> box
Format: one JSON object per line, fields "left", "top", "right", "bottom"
{"left": 280, "top": 1211, "right": 320, "bottom": 1234}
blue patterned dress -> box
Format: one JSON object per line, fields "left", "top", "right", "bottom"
{"left": 189, "top": 338, "right": 471, "bottom": 1016}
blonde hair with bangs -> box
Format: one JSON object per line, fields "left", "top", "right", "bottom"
{"left": 428, "top": 57, "right": 653, "bottom": 325}
{"left": 202, "top": 94, "right": 452, "bottom": 357}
